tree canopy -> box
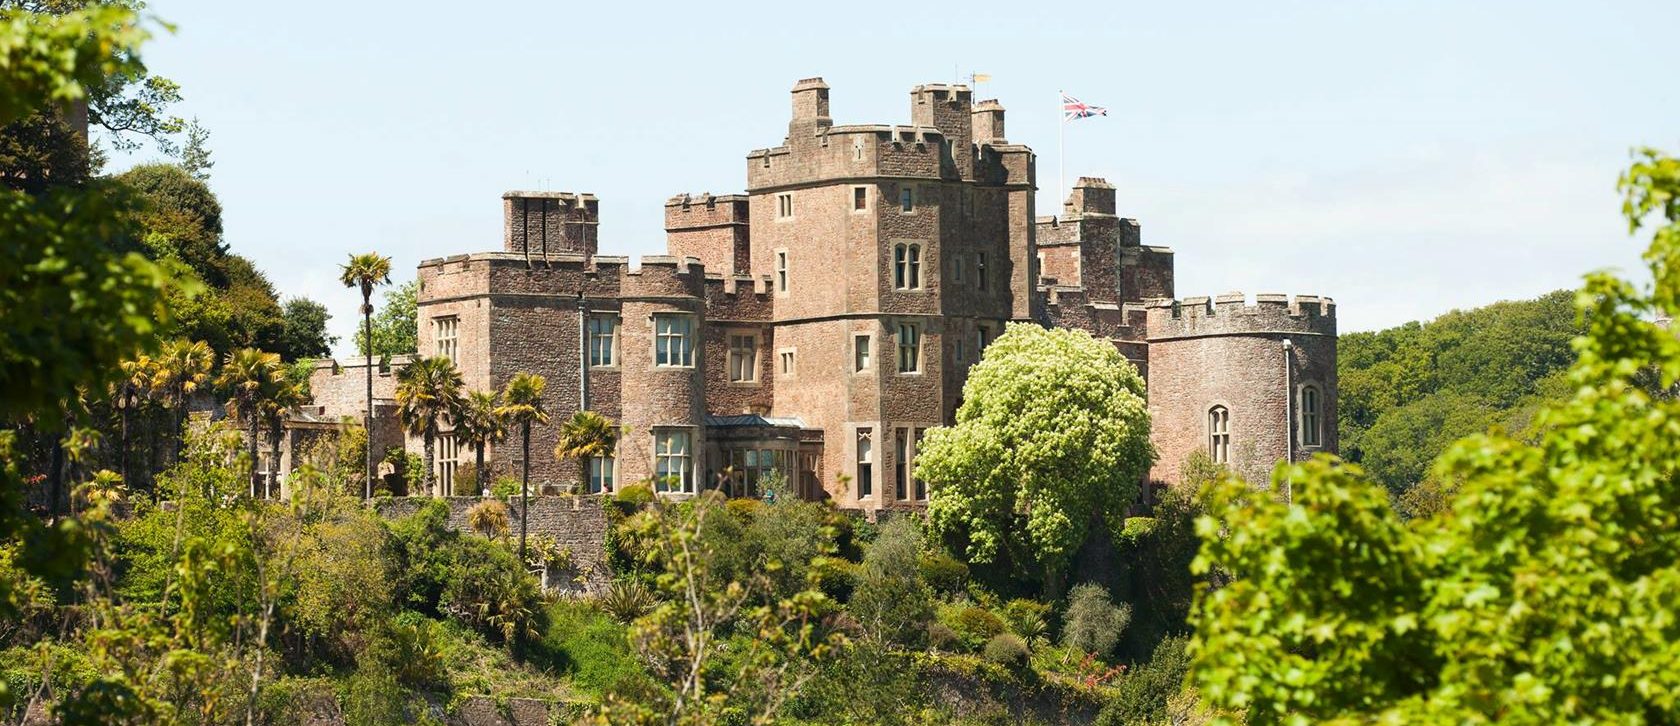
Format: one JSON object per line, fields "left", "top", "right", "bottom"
{"left": 918, "top": 323, "right": 1154, "bottom": 588}
{"left": 1189, "top": 148, "right": 1680, "bottom": 724}
{"left": 354, "top": 279, "right": 418, "bottom": 359}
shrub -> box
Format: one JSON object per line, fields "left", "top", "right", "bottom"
{"left": 613, "top": 482, "right": 654, "bottom": 508}
{"left": 811, "top": 555, "right": 857, "bottom": 602}
{"left": 850, "top": 518, "right": 934, "bottom": 645}
{"left": 724, "top": 497, "right": 764, "bottom": 520}
{"left": 340, "top": 662, "right": 407, "bottom": 726}
{"left": 490, "top": 476, "right": 521, "bottom": 498}
{"left": 1097, "top": 635, "right": 1191, "bottom": 726}
{"left": 927, "top": 622, "right": 961, "bottom": 652}
{"left": 1062, "top": 583, "right": 1131, "bottom": 659}
{"left": 919, "top": 550, "right": 969, "bottom": 595}
{"left": 1002, "top": 598, "right": 1051, "bottom": 642}
{"left": 465, "top": 499, "right": 509, "bottom": 539}
{"left": 983, "top": 633, "right": 1031, "bottom": 670}
{"left": 948, "top": 606, "right": 1007, "bottom": 651}
{"left": 536, "top": 603, "right": 638, "bottom": 698}
{"left": 367, "top": 613, "right": 450, "bottom": 692}
{"left": 440, "top": 537, "right": 546, "bottom": 644}
{"left": 596, "top": 579, "right": 655, "bottom": 623}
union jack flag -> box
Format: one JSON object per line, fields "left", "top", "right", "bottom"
{"left": 1062, "top": 93, "right": 1108, "bottom": 121}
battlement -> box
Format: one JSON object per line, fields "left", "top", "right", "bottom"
{"left": 1064, "top": 177, "right": 1116, "bottom": 216}
{"left": 503, "top": 190, "right": 599, "bottom": 258}
{"left": 972, "top": 99, "right": 1005, "bottom": 143}
{"left": 1145, "top": 292, "right": 1336, "bottom": 340}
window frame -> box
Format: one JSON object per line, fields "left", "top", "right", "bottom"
{"left": 900, "top": 187, "right": 914, "bottom": 212}
{"left": 653, "top": 428, "right": 694, "bottom": 494}
{"left": 775, "top": 249, "right": 789, "bottom": 293}
{"left": 1300, "top": 385, "right": 1322, "bottom": 448}
{"left": 588, "top": 453, "right": 616, "bottom": 494}
{"left": 852, "top": 186, "right": 869, "bottom": 212}
{"left": 587, "top": 314, "right": 620, "bottom": 368}
{"left": 1208, "top": 405, "right": 1231, "bottom": 465}
{"left": 727, "top": 332, "right": 758, "bottom": 384}
{"left": 776, "top": 193, "right": 793, "bottom": 219}
{"left": 976, "top": 252, "right": 988, "bottom": 290}
{"left": 856, "top": 428, "right": 874, "bottom": 499}
{"left": 854, "top": 333, "right": 872, "bottom": 373}
{"left": 653, "top": 313, "right": 696, "bottom": 368}
{"left": 897, "top": 322, "right": 922, "bottom": 374}
{"left": 433, "top": 316, "right": 459, "bottom": 362}
{"left": 893, "top": 243, "right": 924, "bottom": 291}
{"left": 778, "top": 348, "right": 797, "bottom": 379}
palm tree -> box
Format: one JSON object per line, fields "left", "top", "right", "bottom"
{"left": 454, "top": 389, "right": 507, "bottom": 496}
{"left": 260, "top": 376, "right": 307, "bottom": 499}
{"left": 156, "top": 339, "right": 213, "bottom": 466}
{"left": 339, "top": 252, "right": 392, "bottom": 499}
{"left": 216, "top": 348, "right": 284, "bottom": 497}
{"left": 112, "top": 354, "right": 157, "bottom": 490}
{"left": 554, "top": 410, "right": 618, "bottom": 500}
{"left": 395, "top": 356, "right": 465, "bottom": 497}
{"left": 495, "top": 372, "right": 548, "bottom": 562}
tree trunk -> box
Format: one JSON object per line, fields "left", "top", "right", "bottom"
{"left": 119, "top": 388, "right": 131, "bottom": 488}
{"left": 423, "top": 425, "right": 437, "bottom": 497}
{"left": 47, "top": 430, "right": 66, "bottom": 516}
{"left": 147, "top": 404, "right": 160, "bottom": 497}
{"left": 364, "top": 297, "right": 374, "bottom": 500}
{"left": 476, "top": 445, "right": 487, "bottom": 496}
{"left": 248, "top": 414, "right": 261, "bottom": 498}
{"left": 520, "top": 423, "right": 530, "bottom": 563}
{"left": 267, "top": 424, "right": 283, "bottom": 499}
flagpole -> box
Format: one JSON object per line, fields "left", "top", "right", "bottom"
{"left": 1057, "top": 89, "right": 1065, "bottom": 211}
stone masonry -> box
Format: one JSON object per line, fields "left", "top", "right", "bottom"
{"left": 300, "top": 78, "right": 1338, "bottom": 511}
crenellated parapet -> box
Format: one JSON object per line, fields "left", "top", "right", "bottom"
{"left": 416, "top": 252, "right": 712, "bottom": 302}
{"left": 1145, "top": 292, "right": 1336, "bottom": 341}
{"left": 701, "top": 272, "right": 774, "bottom": 321}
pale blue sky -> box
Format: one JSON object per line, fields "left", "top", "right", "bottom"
{"left": 110, "top": 1, "right": 1679, "bottom": 356}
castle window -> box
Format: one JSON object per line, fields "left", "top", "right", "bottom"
{"left": 894, "top": 243, "right": 922, "bottom": 290}
{"left": 728, "top": 334, "right": 757, "bottom": 383}
{"left": 955, "top": 336, "right": 966, "bottom": 363}
{"left": 1208, "top": 406, "right": 1230, "bottom": 465}
{"left": 776, "top": 193, "right": 793, "bottom": 219}
{"left": 953, "top": 255, "right": 965, "bottom": 284}
{"left": 437, "top": 433, "right": 457, "bottom": 496}
{"left": 914, "top": 428, "right": 927, "bottom": 500}
{"left": 433, "top": 317, "right": 458, "bottom": 362}
{"left": 976, "top": 252, "right": 988, "bottom": 290}
{"left": 654, "top": 314, "right": 695, "bottom": 368}
{"left": 900, "top": 187, "right": 914, "bottom": 212}
{"left": 856, "top": 429, "right": 874, "bottom": 499}
{"left": 854, "top": 140, "right": 865, "bottom": 161}
{"left": 780, "top": 350, "right": 796, "bottom": 377}
{"left": 853, "top": 187, "right": 868, "bottom": 211}
{"left": 588, "top": 453, "right": 615, "bottom": 493}
{"left": 588, "top": 315, "right": 618, "bottom": 367}
{"left": 1301, "top": 386, "right": 1322, "bottom": 447}
{"left": 895, "top": 428, "right": 909, "bottom": 500}
{"left": 897, "top": 323, "right": 921, "bottom": 374}
{"left": 776, "top": 251, "right": 788, "bottom": 292}
{"left": 854, "top": 334, "right": 871, "bottom": 372}
{"left": 653, "top": 429, "right": 693, "bottom": 493}
{"left": 976, "top": 324, "right": 992, "bottom": 357}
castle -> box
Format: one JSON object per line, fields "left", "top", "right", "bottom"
{"left": 299, "top": 78, "right": 1338, "bottom": 509}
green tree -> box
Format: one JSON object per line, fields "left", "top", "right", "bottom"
{"left": 918, "top": 323, "right": 1154, "bottom": 594}
{"left": 453, "top": 389, "right": 506, "bottom": 496}
{"left": 275, "top": 297, "right": 334, "bottom": 362}
{"left": 496, "top": 372, "right": 548, "bottom": 562}
{"left": 352, "top": 279, "right": 417, "bottom": 359}
{"left": 154, "top": 338, "right": 213, "bottom": 465}
{"left": 393, "top": 356, "right": 464, "bottom": 497}
{"left": 848, "top": 517, "right": 934, "bottom": 646}
{"left": 215, "top": 348, "right": 283, "bottom": 497}
{"left": 260, "top": 375, "right": 306, "bottom": 499}
{"left": 1187, "top": 148, "right": 1680, "bottom": 724}
{"left": 1061, "top": 583, "right": 1130, "bottom": 660}
{"left": 338, "top": 251, "right": 391, "bottom": 499}
{"left": 554, "top": 410, "right": 618, "bottom": 497}
{"left": 176, "top": 116, "right": 212, "bottom": 181}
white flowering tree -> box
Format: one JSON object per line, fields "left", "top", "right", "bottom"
{"left": 917, "top": 323, "right": 1154, "bottom": 595}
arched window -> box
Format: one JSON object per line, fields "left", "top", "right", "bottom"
{"left": 1300, "top": 386, "right": 1322, "bottom": 447}
{"left": 894, "top": 243, "right": 922, "bottom": 290}
{"left": 1208, "top": 405, "right": 1230, "bottom": 464}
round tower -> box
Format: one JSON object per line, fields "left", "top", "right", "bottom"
{"left": 1144, "top": 292, "right": 1337, "bottom": 487}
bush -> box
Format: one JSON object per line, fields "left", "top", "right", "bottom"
{"left": 466, "top": 499, "right": 509, "bottom": 539}
{"left": 440, "top": 537, "right": 547, "bottom": 644}
{"left": 850, "top": 518, "right": 934, "bottom": 645}
{"left": 919, "top": 550, "right": 969, "bottom": 595}
{"left": 1062, "top": 583, "right": 1131, "bottom": 660}
{"left": 613, "top": 483, "right": 654, "bottom": 508}
{"left": 983, "top": 633, "right": 1031, "bottom": 670}
{"left": 596, "top": 579, "right": 654, "bottom": 623}
{"left": 366, "top": 613, "right": 451, "bottom": 692}
{"left": 724, "top": 497, "right": 764, "bottom": 520}
{"left": 927, "top": 622, "right": 961, "bottom": 652}
{"left": 1097, "top": 635, "right": 1191, "bottom": 726}
{"left": 490, "top": 476, "right": 521, "bottom": 498}
{"left": 947, "top": 605, "right": 1007, "bottom": 651}
{"left": 1002, "top": 598, "right": 1051, "bottom": 642}
{"left": 535, "top": 603, "right": 638, "bottom": 698}
{"left": 340, "top": 662, "right": 408, "bottom": 726}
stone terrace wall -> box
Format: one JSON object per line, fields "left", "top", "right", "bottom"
{"left": 373, "top": 495, "right": 611, "bottom": 594}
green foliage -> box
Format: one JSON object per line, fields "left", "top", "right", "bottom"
{"left": 1188, "top": 148, "right": 1680, "bottom": 723}
{"left": 942, "top": 604, "right": 1006, "bottom": 652}
{"left": 1061, "top": 584, "right": 1130, "bottom": 660}
{"left": 466, "top": 499, "right": 509, "bottom": 539}
{"left": 850, "top": 517, "right": 934, "bottom": 645}
{"left": 535, "top": 603, "right": 637, "bottom": 698}
{"left": 982, "top": 633, "right": 1031, "bottom": 670}
{"left": 1096, "top": 635, "right": 1191, "bottom": 726}
{"left": 489, "top": 476, "right": 520, "bottom": 499}
{"left": 1001, "top": 598, "right": 1051, "bottom": 642}
{"left": 785, "top": 640, "right": 927, "bottom": 725}
{"left": 613, "top": 482, "right": 654, "bottom": 507}
{"left": 438, "top": 534, "right": 545, "bottom": 645}
{"left": 353, "top": 279, "right": 417, "bottom": 359}
{"left": 276, "top": 297, "right": 335, "bottom": 361}
{"left": 1338, "top": 289, "right": 1579, "bottom": 492}
{"left": 918, "top": 549, "right": 970, "bottom": 595}
{"left": 597, "top": 578, "right": 655, "bottom": 622}
{"left": 920, "top": 324, "right": 1154, "bottom": 585}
